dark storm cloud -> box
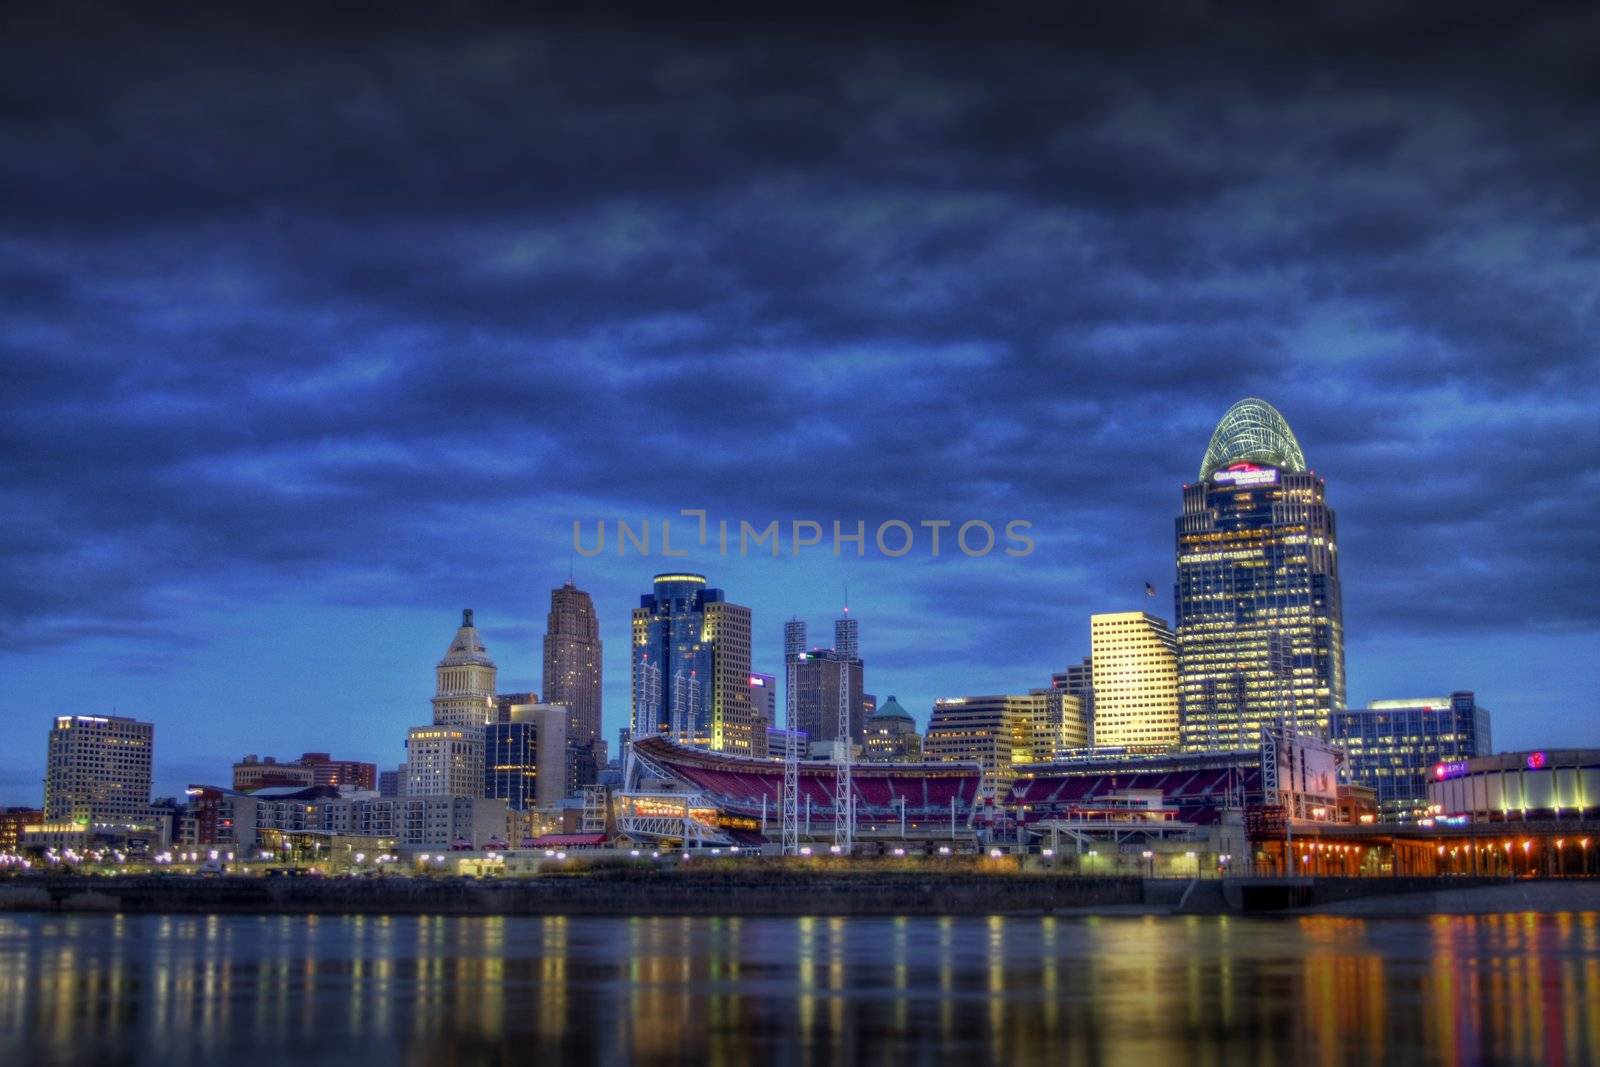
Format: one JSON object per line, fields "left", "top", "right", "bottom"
{"left": 1, "top": 0, "right": 1597, "bottom": 669}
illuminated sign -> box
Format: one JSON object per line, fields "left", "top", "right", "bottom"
{"left": 1434, "top": 760, "right": 1471, "bottom": 780}
{"left": 1526, "top": 751, "right": 1547, "bottom": 770}
{"left": 748, "top": 675, "right": 767, "bottom": 686}
{"left": 1213, "top": 463, "right": 1279, "bottom": 488}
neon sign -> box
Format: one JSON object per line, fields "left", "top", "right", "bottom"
{"left": 1526, "top": 751, "right": 1547, "bottom": 770}
{"left": 1434, "top": 760, "right": 1471, "bottom": 780}
{"left": 1213, "top": 463, "right": 1279, "bottom": 487}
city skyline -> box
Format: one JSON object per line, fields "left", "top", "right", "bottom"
{"left": 3, "top": 7, "right": 1598, "bottom": 803}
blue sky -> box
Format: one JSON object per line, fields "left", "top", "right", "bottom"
{"left": 1, "top": 4, "right": 1597, "bottom": 802}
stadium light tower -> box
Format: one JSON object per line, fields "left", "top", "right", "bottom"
{"left": 834, "top": 650, "right": 853, "bottom": 854}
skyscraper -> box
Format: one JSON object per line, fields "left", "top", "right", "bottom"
{"left": 1176, "top": 398, "right": 1345, "bottom": 750}
{"left": 431, "top": 609, "right": 498, "bottom": 728}
{"left": 630, "top": 573, "right": 756, "bottom": 756}
{"left": 786, "top": 611, "right": 866, "bottom": 751}
{"left": 1090, "top": 611, "right": 1181, "bottom": 749}
{"left": 44, "top": 714, "right": 154, "bottom": 825}
{"left": 542, "top": 581, "right": 603, "bottom": 751}
{"left": 407, "top": 610, "right": 498, "bottom": 796}
{"left": 485, "top": 700, "right": 570, "bottom": 810}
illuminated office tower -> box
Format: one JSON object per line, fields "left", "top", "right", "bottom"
{"left": 1090, "top": 612, "right": 1180, "bottom": 749}
{"left": 630, "top": 574, "right": 756, "bottom": 755}
{"left": 44, "top": 714, "right": 154, "bottom": 825}
{"left": 924, "top": 693, "right": 1056, "bottom": 797}
{"left": 431, "top": 609, "right": 498, "bottom": 728}
{"left": 404, "top": 726, "right": 483, "bottom": 797}
{"left": 1331, "top": 692, "right": 1492, "bottom": 821}
{"left": 1176, "top": 398, "right": 1345, "bottom": 749}
{"left": 542, "top": 581, "right": 603, "bottom": 751}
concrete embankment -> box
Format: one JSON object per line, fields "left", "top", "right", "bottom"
{"left": 1296, "top": 880, "right": 1600, "bottom": 916}
{"left": 1, "top": 873, "right": 1593, "bottom": 917}
{"left": 0, "top": 872, "right": 1148, "bottom": 917}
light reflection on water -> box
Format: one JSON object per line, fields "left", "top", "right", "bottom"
{"left": 0, "top": 910, "right": 1597, "bottom": 1065}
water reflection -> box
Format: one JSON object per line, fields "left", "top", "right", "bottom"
{"left": 0, "top": 910, "right": 1597, "bottom": 1064}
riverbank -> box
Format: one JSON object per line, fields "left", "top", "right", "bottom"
{"left": 3, "top": 871, "right": 1597, "bottom": 916}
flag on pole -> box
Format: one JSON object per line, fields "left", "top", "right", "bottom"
{"left": 1144, "top": 582, "right": 1158, "bottom": 598}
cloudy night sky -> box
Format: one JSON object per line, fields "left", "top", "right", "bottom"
{"left": 1, "top": 4, "right": 1597, "bottom": 803}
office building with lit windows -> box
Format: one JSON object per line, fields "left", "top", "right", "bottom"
{"left": 44, "top": 714, "right": 154, "bottom": 825}
{"left": 630, "top": 574, "right": 756, "bottom": 756}
{"left": 542, "top": 581, "right": 604, "bottom": 780}
{"left": 1175, "top": 398, "right": 1345, "bottom": 750}
{"left": 1090, "top": 611, "right": 1181, "bottom": 749}
{"left": 924, "top": 693, "right": 1064, "bottom": 797}
{"left": 485, "top": 701, "right": 570, "bottom": 810}
{"left": 1331, "top": 692, "right": 1492, "bottom": 820}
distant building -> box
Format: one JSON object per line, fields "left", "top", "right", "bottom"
{"left": 862, "top": 696, "right": 921, "bottom": 762}
{"left": 748, "top": 671, "right": 777, "bottom": 743}
{"left": 432, "top": 610, "right": 498, "bottom": 729}
{"left": 862, "top": 693, "right": 878, "bottom": 718}
{"left": 233, "top": 753, "right": 376, "bottom": 793}
{"left": 184, "top": 784, "right": 512, "bottom": 852}
{"left": 630, "top": 574, "right": 756, "bottom": 756}
{"left": 377, "top": 769, "right": 400, "bottom": 798}
{"left": 1090, "top": 612, "right": 1180, "bottom": 750}
{"left": 924, "top": 694, "right": 1060, "bottom": 797}
{"left": 232, "top": 755, "right": 316, "bottom": 791}
{"left": 1030, "top": 687, "right": 1088, "bottom": 753}
{"left": 404, "top": 726, "right": 483, "bottom": 798}
{"left": 1176, "top": 398, "right": 1345, "bottom": 749}
{"left": 0, "top": 807, "right": 44, "bottom": 851}
{"left": 485, "top": 701, "right": 571, "bottom": 809}
{"left": 1052, "top": 657, "right": 1095, "bottom": 744}
{"left": 542, "top": 581, "right": 603, "bottom": 782}
{"left": 1332, "top": 692, "right": 1493, "bottom": 820}
{"left": 405, "top": 610, "right": 499, "bottom": 797}
{"left": 44, "top": 714, "right": 154, "bottom": 826}
{"left": 791, "top": 648, "right": 865, "bottom": 746}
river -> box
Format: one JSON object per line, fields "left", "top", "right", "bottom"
{"left": 1, "top": 911, "right": 1596, "bottom": 1064}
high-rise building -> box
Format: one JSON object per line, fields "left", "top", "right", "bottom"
{"left": 44, "top": 714, "right": 154, "bottom": 825}
{"left": 403, "top": 610, "right": 499, "bottom": 798}
{"left": 1090, "top": 612, "right": 1181, "bottom": 749}
{"left": 1331, "top": 691, "right": 1492, "bottom": 821}
{"left": 862, "top": 696, "right": 922, "bottom": 762}
{"left": 748, "top": 671, "right": 777, "bottom": 746}
{"left": 404, "top": 727, "right": 484, "bottom": 798}
{"left": 485, "top": 701, "right": 571, "bottom": 811}
{"left": 631, "top": 574, "right": 756, "bottom": 756}
{"left": 792, "top": 649, "right": 865, "bottom": 749}
{"left": 1052, "top": 657, "right": 1095, "bottom": 745}
{"left": 785, "top": 611, "right": 866, "bottom": 751}
{"left": 1030, "top": 687, "right": 1088, "bottom": 753}
{"left": 1176, "top": 398, "right": 1345, "bottom": 750}
{"left": 542, "top": 580, "right": 603, "bottom": 755}
{"left": 432, "top": 610, "right": 498, "bottom": 728}
{"left": 924, "top": 694, "right": 1058, "bottom": 797}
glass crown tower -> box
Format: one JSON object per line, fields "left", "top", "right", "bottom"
{"left": 1176, "top": 398, "right": 1345, "bottom": 750}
